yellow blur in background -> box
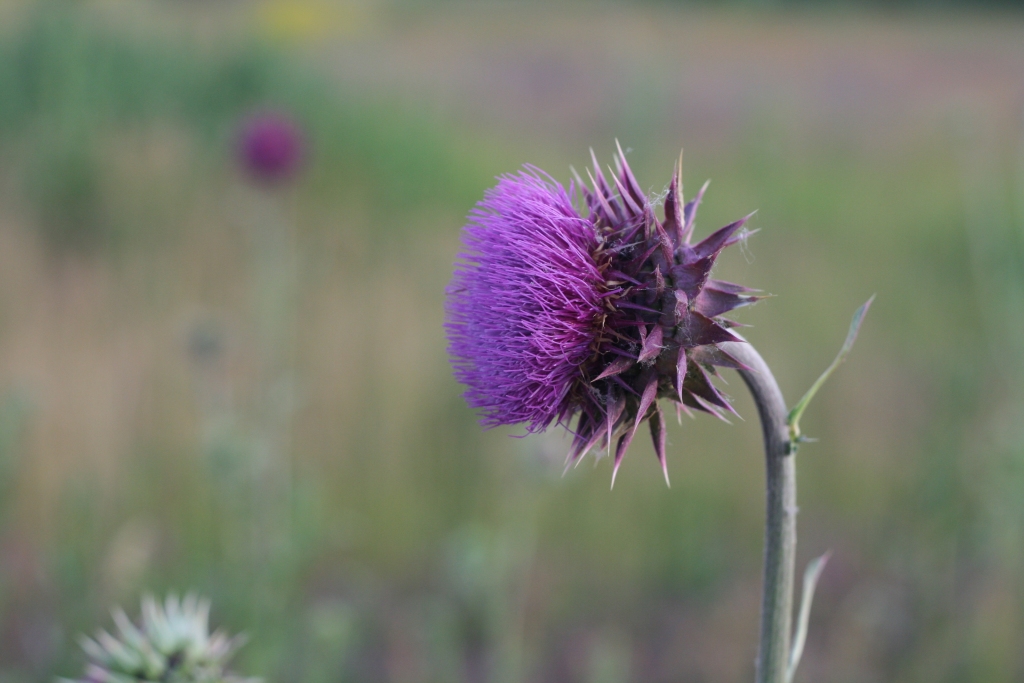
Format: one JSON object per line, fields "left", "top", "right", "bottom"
{"left": 256, "top": 0, "right": 370, "bottom": 43}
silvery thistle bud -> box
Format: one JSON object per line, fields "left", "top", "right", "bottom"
{"left": 60, "top": 594, "right": 259, "bottom": 683}
{"left": 446, "top": 144, "right": 759, "bottom": 485}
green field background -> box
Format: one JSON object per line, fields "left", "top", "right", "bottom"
{"left": 0, "top": 2, "right": 1023, "bottom": 682}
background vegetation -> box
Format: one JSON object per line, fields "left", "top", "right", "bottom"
{"left": 1, "top": 1, "right": 1023, "bottom": 682}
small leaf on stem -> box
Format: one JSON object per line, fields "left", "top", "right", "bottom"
{"left": 786, "top": 295, "right": 874, "bottom": 443}
{"left": 787, "top": 552, "right": 831, "bottom": 683}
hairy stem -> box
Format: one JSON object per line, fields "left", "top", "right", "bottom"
{"left": 720, "top": 340, "right": 795, "bottom": 683}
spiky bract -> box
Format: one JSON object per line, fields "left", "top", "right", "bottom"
{"left": 61, "top": 594, "right": 258, "bottom": 683}
{"left": 446, "top": 145, "right": 759, "bottom": 484}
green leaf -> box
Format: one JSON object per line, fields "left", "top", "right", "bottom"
{"left": 787, "top": 295, "right": 874, "bottom": 442}
{"left": 787, "top": 552, "right": 830, "bottom": 683}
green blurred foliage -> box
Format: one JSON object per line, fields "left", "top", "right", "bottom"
{"left": 0, "top": 3, "right": 479, "bottom": 254}
{"left": 0, "top": 2, "right": 1022, "bottom": 683}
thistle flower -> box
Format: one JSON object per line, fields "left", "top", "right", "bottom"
{"left": 61, "top": 594, "right": 258, "bottom": 683}
{"left": 237, "top": 111, "right": 304, "bottom": 185}
{"left": 446, "top": 144, "right": 759, "bottom": 485}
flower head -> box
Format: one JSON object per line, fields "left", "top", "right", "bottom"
{"left": 62, "top": 594, "right": 258, "bottom": 683}
{"left": 446, "top": 144, "right": 760, "bottom": 485}
{"left": 237, "top": 111, "right": 304, "bottom": 185}
{"left": 447, "top": 169, "right": 607, "bottom": 431}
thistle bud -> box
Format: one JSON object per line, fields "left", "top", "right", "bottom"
{"left": 60, "top": 594, "right": 258, "bottom": 683}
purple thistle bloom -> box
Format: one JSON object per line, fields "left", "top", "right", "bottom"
{"left": 446, "top": 144, "right": 760, "bottom": 486}
{"left": 447, "top": 169, "right": 607, "bottom": 432}
{"left": 237, "top": 111, "right": 304, "bottom": 185}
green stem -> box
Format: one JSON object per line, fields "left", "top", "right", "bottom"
{"left": 721, "top": 340, "right": 795, "bottom": 683}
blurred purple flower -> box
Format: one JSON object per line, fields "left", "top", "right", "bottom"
{"left": 237, "top": 111, "right": 304, "bottom": 184}
{"left": 446, "top": 145, "right": 760, "bottom": 485}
